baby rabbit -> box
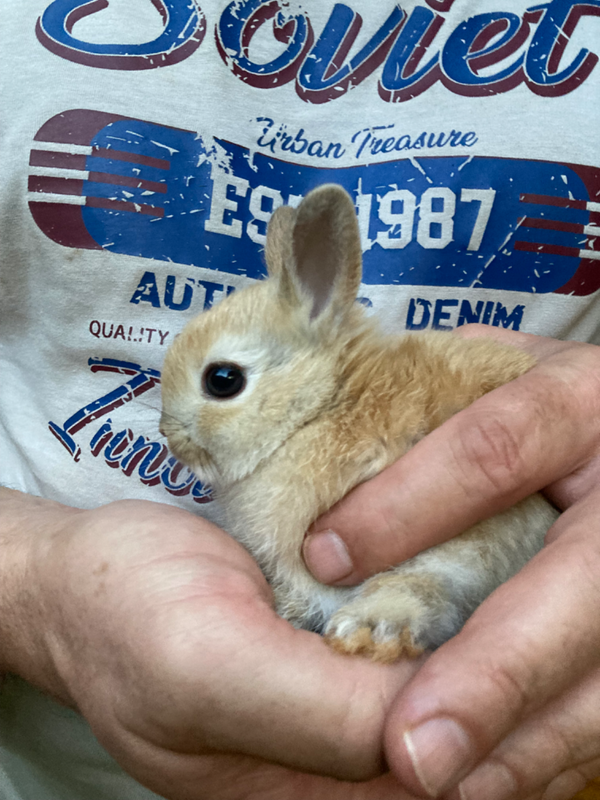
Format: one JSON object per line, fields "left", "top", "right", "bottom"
{"left": 160, "top": 184, "right": 557, "bottom": 662}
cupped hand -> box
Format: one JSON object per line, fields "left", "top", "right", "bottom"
{"left": 303, "top": 328, "right": 600, "bottom": 800}
{"left": 0, "top": 490, "right": 422, "bottom": 800}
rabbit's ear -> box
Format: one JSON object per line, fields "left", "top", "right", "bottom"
{"left": 264, "top": 185, "right": 362, "bottom": 320}
{"left": 265, "top": 204, "right": 296, "bottom": 280}
{"left": 291, "top": 184, "right": 362, "bottom": 320}
{"left": 264, "top": 204, "right": 299, "bottom": 307}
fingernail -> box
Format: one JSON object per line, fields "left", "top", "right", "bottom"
{"left": 458, "top": 761, "right": 518, "bottom": 800}
{"left": 542, "top": 772, "right": 589, "bottom": 800}
{"left": 403, "top": 718, "right": 473, "bottom": 797}
{"left": 303, "top": 531, "right": 353, "bottom": 584}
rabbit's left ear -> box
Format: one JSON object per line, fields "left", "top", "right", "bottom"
{"left": 265, "top": 185, "right": 362, "bottom": 320}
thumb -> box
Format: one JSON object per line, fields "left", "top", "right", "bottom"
{"left": 382, "top": 494, "right": 600, "bottom": 798}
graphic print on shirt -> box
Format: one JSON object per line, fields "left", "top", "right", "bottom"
{"left": 28, "top": 108, "right": 600, "bottom": 307}
{"left": 35, "top": 0, "right": 600, "bottom": 102}
{"left": 27, "top": 1, "right": 600, "bottom": 482}
{"left": 47, "top": 357, "right": 213, "bottom": 503}
{"left": 35, "top": 0, "right": 207, "bottom": 69}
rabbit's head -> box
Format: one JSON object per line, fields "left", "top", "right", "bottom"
{"left": 160, "top": 184, "right": 366, "bottom": 488}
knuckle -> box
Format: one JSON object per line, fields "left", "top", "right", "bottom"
{"left": 488, "top": 756, "right": 529, "bottom": 799}
{"left": 450, "top": 340, "right": 600, "bottom": 506}
{"left": 453, "top": 401, "right": 534, "bottom": 499}
{"left": 481, "top": 655, "right": 533, "bottom": 715}
{"left": 543, "top": 344, "right": 600, "bottom": 439}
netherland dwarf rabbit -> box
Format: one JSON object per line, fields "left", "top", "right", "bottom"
{"left": 160, "top": 184, "right": 557, "bottom": 662}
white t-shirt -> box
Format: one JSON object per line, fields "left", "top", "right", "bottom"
{"left": 1, "top": 1, "right": 599, "bottom": 797}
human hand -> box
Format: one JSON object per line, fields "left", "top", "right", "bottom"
{"left": 0, "top": 489, "right": 423, "bottom": 800}
{"left": 303, "top": 328, "right": 600, "bottom": 799}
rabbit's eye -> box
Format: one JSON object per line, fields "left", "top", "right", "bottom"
{"left": 203, "top": 363, "right": 246, "bottom": 399}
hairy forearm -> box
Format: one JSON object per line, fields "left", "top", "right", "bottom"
{"left": 0, "top": 487, "right": 75, "bottom": 703}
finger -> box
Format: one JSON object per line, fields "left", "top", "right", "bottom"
{"left": 544, "top": 451, "right": 600, "bottom": 516}
{"left": 167, "top": 611, "right": 419, "bottom": 780}
{"left": 109, "top": 733, "right": 416, "bottom": 800}
{"left": 382, "top": 491, "right": 600, "bottom": 798}
{"left": 453, "top": 324, "right": 572, "bottom": 359}
{"left": 543, "top": 770, "right": 600, "bottom": 800}
{"left": 140, "top": 601, "right": 419, "bottom": 780}
{"left": 454, "top": 331, "right": 600, "bottom": 510}
{"left": 94, "top": 593, "right": 420, "bottom": 783}
{"left": 452, "top": 667, "right": 600, "bottom": 800}
{"left": 304, "top": 341, "right": 600, "bottom": 585}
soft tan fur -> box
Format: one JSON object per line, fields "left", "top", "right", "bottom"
{"left": 160, "top": 184, "right": 558, "bottom": 662}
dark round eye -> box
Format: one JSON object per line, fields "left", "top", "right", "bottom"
{"left": 202, "top": 363, "right": 246, "bottom": 399}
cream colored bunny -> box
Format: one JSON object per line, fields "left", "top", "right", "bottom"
{"left": 160, "top": 184, "right": 557, "bottom": 662}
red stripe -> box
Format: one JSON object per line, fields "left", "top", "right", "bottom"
{"left": 30, "top": 148, "right": 170, "bottom": 174}
{"left": 91, "top": 147, "right": 170, "bottom": 170}
{"left": 88, "top": 171, "right": 167, "bottom": 194}
{"left": 521, "top": 216, "right": 584, "bottom": 234}
{"left": 28, "top": 175, "right": 84, "bottom": 195}
{"left": 514, "top": 241, "right": 580, "bottom": 257}
{"left": 520, "top": 193, "right": 588, "bottom": 210}
{"left": 29, "top": 150, "right": 87, "bottom": 169}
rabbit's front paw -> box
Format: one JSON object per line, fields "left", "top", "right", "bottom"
{"left": 324, "top": 572, "right": 455, "bottom": 663}
{"left": 324, "top": 614, "right": 423, "bottom": 663}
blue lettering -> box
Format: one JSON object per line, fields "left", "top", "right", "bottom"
{"left": 256, "top": 117, "right": 278, "bottom": 153}
{"left": 481, "top": 300, "right": 495, "bottom": 325}
{"left": 48, "top": 358, "right": 160, "bottom": 459}
{"left": 103, "top": 428, "right": 134, "bottom": 467}
{"left": 457, "top": 299, "right": 484, "bottom": 326}
{"left": 36, "top": 0, "right": 206, "bottom": 69}
{"left": 216, "top": 0, "right": 312, "bottom": 88}
{"left": 406, "top": 297, "right": 432, "bottom": 330}
{"left": 525, "top": 0, "right": 600, "bottom": 95}
{"left": 198, "top": 279, "right": 224, "bottom": 310}
{"left": 432, "top": 298, "right": 458, "bottom": 329}
{"left": 89, "top": 418, "right": 212, "bottom": 502}
{"left": 161, "top": 457, "right": 198, "bottom": 494}
{"left": 164, "top": 275, "right": 194, "bottom": 311}
{"left": 130, "top": 271, "right": 161, "bottom": 308}
{"left": 407, "top": 298, "right": 526, "bottom": 330}
{"left": 441, "top": 13, "right": 528, "bottom": 95}
{"left": 492, "top": 302, "right": 524, "bottom": 329}
{"left": 297, "top": 4, "right": 405, "bottom": 103}
{"left": 378, "top": 7, "right": 443, "bottom": 102}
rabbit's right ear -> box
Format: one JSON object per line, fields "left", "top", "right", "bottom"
{"left": 265, "top": 185, "right": 362, "bottom": 321}
{"left": 264, "top": 203, "right": 298, "bottom": 306}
